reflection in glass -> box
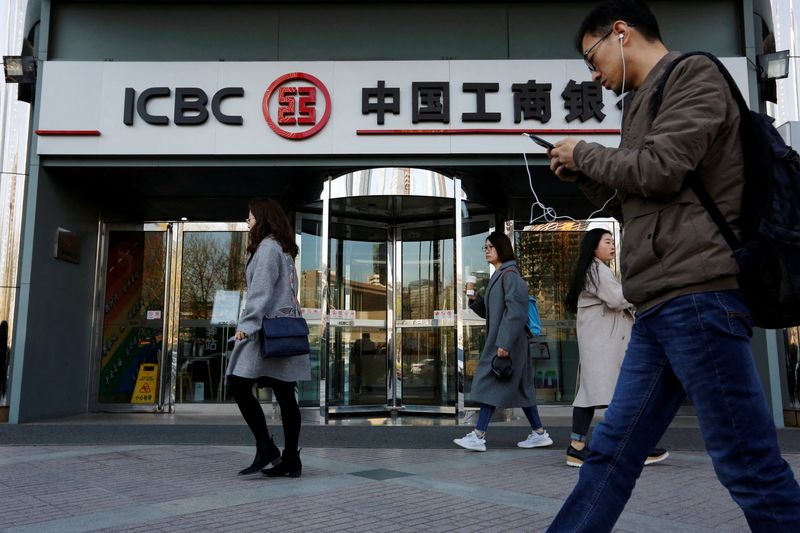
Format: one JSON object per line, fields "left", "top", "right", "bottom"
{"left": 461, "top": 220, "right": 491, "bottom": 309}
{"left": 98, "top": 231, "right": 166, "bottom": 403}
{"left": 400, "top": 234, "right": 453, "bottom": 320}
{"left": 515, "top": 224, "right": 602, "bottom": 404}
{"left": 327, "top": 222, "right": 388, "bottom": 406}
{"left": 328, "top": 327, "right": 387, "bottom": 406}
{"left": 297, "top": 215, "right": 323, "bottom": 406}
{"left": 177, "top": 231, "right": 247, "bottom": 403}
{"left": 399, "top": 327, "right": 456, "bottom": 406}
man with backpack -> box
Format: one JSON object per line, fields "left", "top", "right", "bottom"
{"left": 546, "top": 0, "right": 800, "bottom": 531}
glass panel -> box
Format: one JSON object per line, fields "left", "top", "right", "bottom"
{"left": 297, "top": 215, "right": 323, "bottom": 406}
{"left": 785, "top": 327, "right": 800, "bottom": 409}
{"left": 177, "top": 231, "right": 247, "bottom": 403}
{"left": 461, "top": 220, "right": 492, "bottom": 308}
{"left": 98, "top": 231, "right": 166, "bottom": 404}
{"left": 400, "top": 226, "right": 454, "bottom": 319}
{"left": 0, "top": 288, "right": 12, "bottom": 405}
{"left": 327, "top": 222, "right": 388, "bottom": 406}
{"left": 460, "top": 216, "right": 491, "bottom": 406}
{"left": 399, "top": 327, "right": 456, "bottom": 406}
{"left": 463, "top": 323, "right": 486, "bottom": 405}
{"left": 328, "top": 326, "right": 387, "bottom": 406}
{"left": 515, "top": 222, "right": 618, "bottom": 404}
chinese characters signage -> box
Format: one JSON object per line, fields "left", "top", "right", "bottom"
{"left": 36, "top": 59, "right": 748, "bottom": 156}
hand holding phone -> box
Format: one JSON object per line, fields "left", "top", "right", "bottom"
{"left": 526, "top": 133, "right": 554, "bottom": 150}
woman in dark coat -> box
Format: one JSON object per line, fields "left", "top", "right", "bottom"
{"left": 454, "top": 231, "right": 552, "bottom": 452}
{"left": 228, "top": 198, "right": 310, "bottom": 478}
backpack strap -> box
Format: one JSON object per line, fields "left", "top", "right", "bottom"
{"left": 651, "top": 51, "right": 746, "bottom": 253}
{"left": 651, "top": 52, "right": 749, "bottom": 122}
{"left": 499, "top": 267, "right": 535, "bottom": 339}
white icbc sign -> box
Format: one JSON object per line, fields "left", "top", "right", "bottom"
{"left": 35, "top": 59, "right": 748, "bottom": 156}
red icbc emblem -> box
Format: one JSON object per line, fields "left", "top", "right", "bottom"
{"left": 262, "top": 72, "right": 332, "bottom": 140}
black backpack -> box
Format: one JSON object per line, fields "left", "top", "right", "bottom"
{"left": 652, "top": 51, "right": 800, "bottom": 329}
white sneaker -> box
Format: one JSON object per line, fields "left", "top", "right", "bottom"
{"left": 517, "top": 430, "right": 553, "bottom": 448}
{"left": 453, "top": 430, "right": 487, "bottom": 451}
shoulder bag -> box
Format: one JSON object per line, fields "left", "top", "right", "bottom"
{"left": 260, "top": 253, "right": 310, "bottom": 358}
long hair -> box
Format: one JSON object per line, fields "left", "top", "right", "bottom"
{"left": 246, "top": 198, "right": 299, "bottom": 258}
{"left": 486, "top": 231, "right": 516, "bottom": 263}
{"left": 565, "top": 228, "right": 612, "bottom": 313}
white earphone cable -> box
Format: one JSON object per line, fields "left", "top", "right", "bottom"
{"left": 522, "top": 31, "right": 624, "bottom": 225}
{"left": 523, "top": 150, "right": 617, "bottom": 224}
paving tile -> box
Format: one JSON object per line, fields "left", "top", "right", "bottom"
{"left": 0, "top": 445, "right": 797, "bottom": 532}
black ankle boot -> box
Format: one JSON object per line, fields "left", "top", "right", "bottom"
{"left": 238, "top": 439, "right": 281, "bottom": 475}
{"left": 262, "top": 449, "right": 302, "bottom": 478}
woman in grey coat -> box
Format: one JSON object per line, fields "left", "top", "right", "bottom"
{"left": 454, "top": 231, "right": 552, "bottom": 452}
{"left": 228, "top": 198, "right": 310, "bottom": 478}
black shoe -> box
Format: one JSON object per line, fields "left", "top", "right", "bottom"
{"left": 644, "top": 448, "right": 669, "bottom": 466}
{"left": 262, "top": 449, "right": 302, "bottom": 478}
{"left": 566, "top": 444, "right": 588, "bottom": 468}
{"left": 238, "top": 439, "right": 281, "bottom": 475}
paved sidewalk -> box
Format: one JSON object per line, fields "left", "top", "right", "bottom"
{"left": 1, "top": 442, "right": 797, "bottom": 532}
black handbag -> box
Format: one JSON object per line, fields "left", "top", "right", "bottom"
{"left": 260, "top": 316, "right": 309, "bottom": 358}
{"left": 259, "top": 253, "right": 309, "bottom": 358}
{"left": 491, "top": 355, "right": 513, "bottom": 381}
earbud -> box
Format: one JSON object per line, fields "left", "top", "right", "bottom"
{"left": 618, "top": 33, "right": 624, "bottom": 41}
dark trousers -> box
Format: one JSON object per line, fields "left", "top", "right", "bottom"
{"left": 571, "top": 406, "right": 596, "bottom": 442}
{"left": 228, "top": 375, "right": 301, "bottom": 454}
{"left": 548, "top": 291, "right": 800, "bottom": 532}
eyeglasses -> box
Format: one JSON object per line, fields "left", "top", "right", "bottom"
{"left": 583, "top": 28, "right": 614, "bottom": 72}
{"left": 482, "top": 244, "right": 495, "bottom": 252}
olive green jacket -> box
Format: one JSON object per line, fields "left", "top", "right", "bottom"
{"left": 574, "top": 51, "right": 743, "bottom": 311}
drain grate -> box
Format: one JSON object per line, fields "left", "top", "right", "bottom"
{"left": 349, "top": 468, "right": 415, "bottom": 481}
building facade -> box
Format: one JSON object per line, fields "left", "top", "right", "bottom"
{"left": 4, "top": 0, "right": 789, "bottom": 424}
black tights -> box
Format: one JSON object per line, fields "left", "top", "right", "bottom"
{"left": 571, "top": 406, "right": 597, "bottom": 441}
{"left": 228, "top": 375, "right": 301, "bottom": 454}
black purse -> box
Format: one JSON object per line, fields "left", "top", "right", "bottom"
{"left": 261, "top": 316, "right": 309, "bottom": 358}
{"left": 259, "top": 253, "right": 310, "bottom": 358}
{"left": 491, "top": 355, "right": 513, "bottom": 381}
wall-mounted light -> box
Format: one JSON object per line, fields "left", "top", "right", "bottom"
{"left": 3, "top": 55, "right": 36, "bottom": 84}
{"left": 757, "top": 50, "right": 791, "bottom": 80}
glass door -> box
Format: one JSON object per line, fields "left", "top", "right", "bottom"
{"left": 171, "top": 223, "right": 248, "bottom": 404}
{"left": 326, "top": 218, "right": 390, "bottom": 411}
{"left": 396, "top": 219, "right": 456, "bottom": 411}
{"left": 92, "top": 224, "right": 170, "bottom": 409}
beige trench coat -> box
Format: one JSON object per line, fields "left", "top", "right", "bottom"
{"left": 574, "top": 258, "right": 634, "bottom": 408}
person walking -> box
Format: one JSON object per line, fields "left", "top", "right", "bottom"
{"left": 454, "top": 231, "right": 552, "bottom": 452}
{"left": 547, "top": 0, "right": 800, "bottom": 530}
{"left": 227, "top": 198, "right": 310, "bottom": 478}
{"left": 564, "top": 228, "right": 667, "bottom": 467}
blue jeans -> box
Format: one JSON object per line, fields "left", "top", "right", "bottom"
{"left": 548, "top": 290, "right": 800, "bottom": 532}
{"left": 476, "top": 403, "right": 543, "bottom": 433}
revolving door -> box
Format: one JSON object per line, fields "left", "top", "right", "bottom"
{"left": 295, "top": 169, "right": 495, "bottom": 416}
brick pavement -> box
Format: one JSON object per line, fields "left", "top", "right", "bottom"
{"left": 0, "top": 444, "right": 797, "bottom": 532}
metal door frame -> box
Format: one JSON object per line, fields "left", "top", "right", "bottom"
{"left": 395, "top": 213, "right": 458, "bottom": 414}
{"left": 164, "top": 222, "right": 248, "bottom": 412}
{"left": 88, "top": 222, "right": 173, "bottom": 413}
{"left": 325, "top": 214, "right": 392, "bottom": 414}
{"left": 89, "top": 221, "right": 249, "bottom": 413}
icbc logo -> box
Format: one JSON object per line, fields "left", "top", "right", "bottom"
{"left": 262, "top": 72, "right": 332, "bottom": 140}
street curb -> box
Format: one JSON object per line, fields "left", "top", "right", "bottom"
{"left": 2, "top": 424, "right": 799, "bottom": 451}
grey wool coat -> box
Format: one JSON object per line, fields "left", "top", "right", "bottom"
{"left": 574, "top": 259, "right": 634, "bottom": 408}
{"left": 226, "top": 237, "right": 310, "bottom": 382}
{"left": 468, "top": 260, "right": 537, "bottom": 408}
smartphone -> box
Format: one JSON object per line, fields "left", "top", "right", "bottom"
{"left": 526, "top": 133, "right": 554, "bottom": 150}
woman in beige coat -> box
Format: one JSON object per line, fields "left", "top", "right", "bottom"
{"left": 564, "top": 229, "right": 668, "bottom": 467}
